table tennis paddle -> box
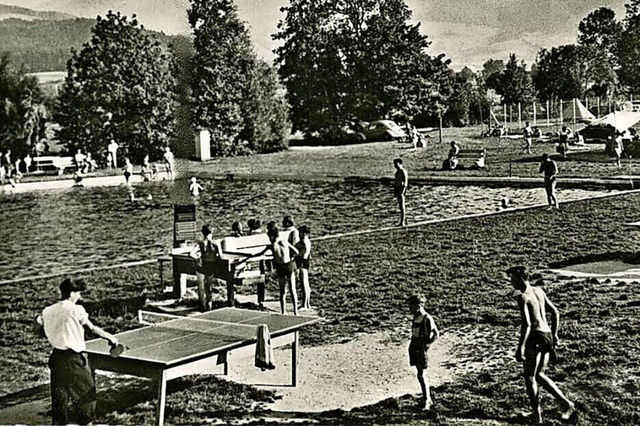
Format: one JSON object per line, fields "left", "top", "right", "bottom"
{"left": 109, "top": 341, "right": 128, "bottom": 358}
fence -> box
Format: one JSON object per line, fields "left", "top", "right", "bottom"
{"left": 489, "top": 97, "right": 639, "bottom": 131}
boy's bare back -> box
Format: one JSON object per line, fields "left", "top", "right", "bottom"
{"left": 519, "top": 286, "right": 552, "bottom": 333}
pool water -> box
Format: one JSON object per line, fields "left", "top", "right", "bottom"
{"left": 0, "top": 177, "right": 615, "bottom": 281}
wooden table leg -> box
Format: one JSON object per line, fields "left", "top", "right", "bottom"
{"left": 156, "top": 371, "right": 168, "bottom": 426}
{"left": 226, "top": 278, "right": 235, "bottom": 307}
{"left": 292, "top": 331, "right": 299, "bottom": 387}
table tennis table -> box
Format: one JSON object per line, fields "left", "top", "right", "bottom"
{"left": 85, "top": 307, "right": 320, "bottom": 425}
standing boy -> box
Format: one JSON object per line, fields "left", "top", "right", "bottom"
{"left": 393, "top": 158, "right": 408, "bottom": 226}
{"left": 295, "top": 225, "right": 312, "bottom": 310}
{"left": 506, "top": 266, "right": 574, "bottom": 424}
{"left": 407, "top": 294, "right": 439, "bottom": 410}
{"left": 523, "top": 121, "right": 533, "bottom": 154}
{"left": 38, "top": 278, "right": 118, "bottom": 425}
{"left": 539, "top": 153, "right": 559, "bottom": 210}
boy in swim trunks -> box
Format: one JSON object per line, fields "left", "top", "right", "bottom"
{"left": 393, "top": 158, "right": 408, "bottom": 226}
{"left": 295, "top": 225, "right": 312, "bottom": 310}
{"left": 407, "top": 295, "right": 440, "bottom": 410}
{"left": 507, "top": 265, "right": 574, "bottom": 424}
{"left": 407, "top": 294, "right": 439, "bottom": 410}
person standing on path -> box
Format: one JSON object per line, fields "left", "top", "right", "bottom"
{"left": 614, "top": 133, "right": 624, "bottom": 168}
{"left": 523, "top": 121, "right": 533, "bottom": 154}
{"left": 539, "top": 153, "right": 559, "bottom": 210}
{"left": 123, "top": 158, "right": 134, "bottom": 186}
{"left": 407, "top": 294, "right": 439, "bottom": 410}
{"left": 37, "top": 278, "right": 118, "bottom": 425}
{"left": 107, "top": 139, "right": 119, "bottom": 169}
{"left": 393, "top": 158, "right": 408, "bottom": 226}
{"left": 163, "top": 146, "right": 175, "bottom": 181}
{"left": 506, "top": 266, "right": 575, "bottom": 424}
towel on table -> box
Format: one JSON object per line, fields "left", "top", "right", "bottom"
{"left": 255, "top": 323, "right": 276, "bottom": 370}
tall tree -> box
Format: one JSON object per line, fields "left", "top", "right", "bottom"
{"left": 56, "top": 11, "right": 176, "bottom": 163}
{"left": 496, "top": 54, "right": 534, "bottom": 105}
{"left": 617, "top": 0, "right": 640, "bottom": 93}
{"left": 482, "top": 58, "right": 504, "bottom": 91}
{"left": 578, "top": 7, "right": 621, "bottom": 56}
{"left": 189, "top": 0, "right": 289, "bottom": 155}
{"left": 274, "top": 0, "right": 451, "bottom": 141}
{"left": 0, "top": 53, "right": 47, "bottom": 157}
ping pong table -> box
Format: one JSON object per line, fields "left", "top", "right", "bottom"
{"left": 85, "top": 307, "right": 320, "bottom": 425}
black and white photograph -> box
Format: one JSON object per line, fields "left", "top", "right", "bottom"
{"left": 1, "top": 0, "right": 639, "bottom": 424}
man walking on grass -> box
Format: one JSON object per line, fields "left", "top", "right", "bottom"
{"left": 393, "top": 158, "right": 408, "bottom": 226}
{"left": 539, "top": 153, "right": 559, "bottom": 210}
{"left": 507, "top": 266, "right": 574, "bottom": 424}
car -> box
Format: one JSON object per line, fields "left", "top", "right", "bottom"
{"left": 353, "top": 120, "right": 407, "bottom": 142}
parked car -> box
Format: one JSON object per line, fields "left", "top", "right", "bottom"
{"left": 353, "top": 120, "right": 407, "bottom": 142}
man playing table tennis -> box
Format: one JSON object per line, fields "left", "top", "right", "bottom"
{"left": 37, "top": 278, "right": 118, "bottom": 425}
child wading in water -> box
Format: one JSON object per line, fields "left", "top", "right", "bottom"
{"left": 407, "top": 294, "right": 439, "bottom": 410}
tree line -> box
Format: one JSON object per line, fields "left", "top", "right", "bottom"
{"left": 3, "top": 0, "right": 640, "bottom": 161}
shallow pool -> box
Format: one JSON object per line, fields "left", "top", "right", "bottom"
{"left": 0, "top": 177, "right": 616, "bottom": 281}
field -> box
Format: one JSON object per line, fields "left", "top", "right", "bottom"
{"left": 1, "top": 133, "right": 639, "bottom": 425}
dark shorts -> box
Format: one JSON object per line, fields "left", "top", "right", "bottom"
{"left": 295, "top": 257, "right": 310, "bottom": 270}
{"left": 48, "top": 349, "right": 96, "bottom": 424}
{"left": 275, "top": 261, "right": 297, "bottom": 279}
{"left": 394, "top": 186, "right": 405, "bottom": 198}
{"left": 525, "top": 330, "right": 554, "bottom": 357}
{"left": 409, "top": 338, "right": 429, "bottom": 369}
{"left": 197, "top": 261, "right": 215, "bottom": 276}
{"left": 124, "top": 171, "right": 131, "bottom": 179}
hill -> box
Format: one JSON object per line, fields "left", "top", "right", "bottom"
{"left": 0, "top": 3, "right": 75, "bottom": 21}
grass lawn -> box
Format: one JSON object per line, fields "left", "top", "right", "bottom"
{"left": 1, "top": 138, "right": 639, "bottom": 424}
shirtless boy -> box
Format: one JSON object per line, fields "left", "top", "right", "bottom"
{"left": 507, "top": 265, "right": 574, "bottom": 424}
{"left": 393, "top": 158, "right": 408, "bottom": 226}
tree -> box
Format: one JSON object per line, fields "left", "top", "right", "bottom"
{"left": 496, "top": 54, "right": 534, "bottom": 105}
{"left": 534, "top": 45, "right": 585, "bottom": 101}
{"left": 617, "top": 0, "right": 640, "bottom": 93}
{"left": 482, "top": 58, "right": 504, "bottom": 91}
{"left": 56, "top": 11, "right": 176, "bottom": 163}
{"left": 189, "top": 0, "right": 289, "bottom": 155}
{"left": 578, "top": 7, "right": 621, "bottom": 56}
{"left": 274, "top": 0, "right": 451, "bottom": 141}
{"left": 0, "top": 53, "right": 47, "bottom": 157}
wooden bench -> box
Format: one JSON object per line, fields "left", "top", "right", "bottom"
{"left": 31, "top": 156, "right": 76, "bottom": 175}
{"left": 171, "top": 233, "right": 282, "bottom": 306}
{"left": 457, "top": 149, "right": 486, "bottom": 167}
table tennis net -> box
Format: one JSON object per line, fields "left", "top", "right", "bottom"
{"left": 138, "top": 310, "right": 259, "bottom": 340}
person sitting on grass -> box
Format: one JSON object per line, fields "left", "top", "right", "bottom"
{"left": 247, "top": 218, "right": 263, "bottom": 235}
{"left": 442, "top": 141, "right": 460, "bottom": 171}
{"left": 407, "top": 294, "right": 439, "bottom": 410}
{"left": 506, "top": 266, "right": 574, "bottom": 424}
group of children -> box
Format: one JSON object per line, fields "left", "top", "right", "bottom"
{"left": 191, "top": 215, "right": 312, "bottom": 315}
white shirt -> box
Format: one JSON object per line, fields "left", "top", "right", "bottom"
{"left": 42, "top": 300, "right": 89, "bottom": 353}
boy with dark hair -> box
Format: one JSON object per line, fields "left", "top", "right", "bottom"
{"left": 407, "top": 294, "right": 439, "bottom": 410}
{"left": 295, "top": 225, "right": 312, "bottom": 310}
{"left": 38, "top": 278, "right": 118, "bottom": 425}
{"left": 506, "top": 265, "right": 574, "bottom": 424}
{"left": 393, "top": 158, "right": 408, "bottom": 226}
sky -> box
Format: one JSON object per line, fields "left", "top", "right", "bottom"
{"left": 1, "top": 0, "right": 630, "bottom": 68}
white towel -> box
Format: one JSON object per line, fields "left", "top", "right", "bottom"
{"left": 255, "top": 323, "right": 276, "bottom": 370}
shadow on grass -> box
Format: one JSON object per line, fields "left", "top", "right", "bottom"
{"left": 548, "top": 250, "right": 640, "bottom": 269}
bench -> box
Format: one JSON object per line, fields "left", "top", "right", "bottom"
{"left": 171, "top": 233, "right": 285, "bottom": 306}
{"left": 457, "top": 149, "right": 486, "bottom": 167}
{"left": 31, "top": 156, "right": 75, "bottom": 175}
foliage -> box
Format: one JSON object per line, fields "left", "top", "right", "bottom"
{"left": 0, "top": 54, "right": 48, "bottom": 157}
{"left": 55, "top": 11, "right": 177, "bottom": 163}
{"left": 482, "top": 59, "right": 504, "bottom": 92}
{"left": 577, "top": 7, "right": 621, "bottom": 57}
{"left": 617, "top": 0, "right": 640, "bottom": 94}
{"left": 274, "top": 0, "right": 451, "bottom": 141}
{"left": 495, "top": 54, "right": 534, "bottom": 105}
{"left": 169, "top": 34, "right": 197, "bottom": 159}
{"left": 444, "top": 72, "right": 489, "bottom": 127}
{"left": 188, "top": 0, "right": 289, "bottom": 156}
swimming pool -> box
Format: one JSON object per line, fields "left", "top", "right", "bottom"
{"left": 0, "top": 177, "right": 617, "bottom": 281}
